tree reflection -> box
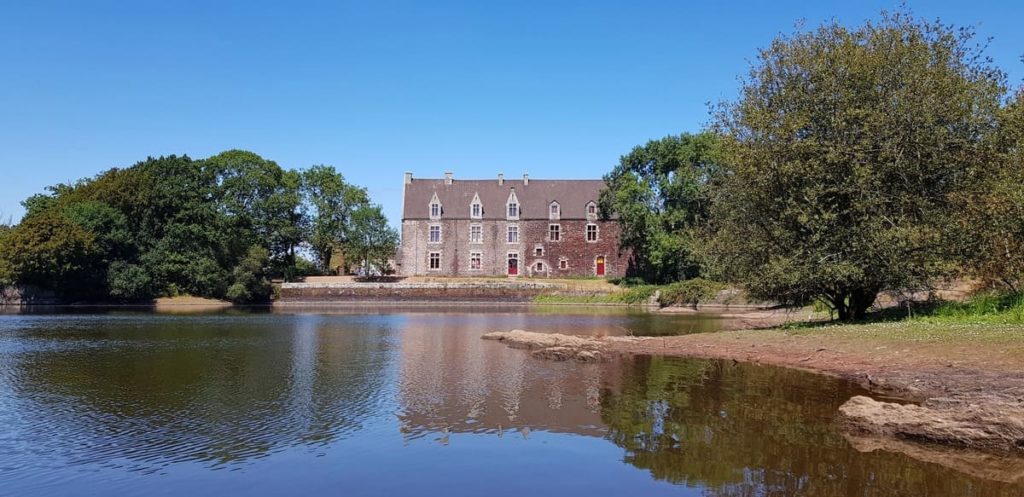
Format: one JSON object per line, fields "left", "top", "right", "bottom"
{"left": 600, "top": 355, "right": 1023, "bottom": 496}
{"left": 8, "top": 315, "right": 391, "bottom": 469}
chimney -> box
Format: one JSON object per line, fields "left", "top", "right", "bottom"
{"left": 498, "top": 172, "right": 504, "bottom": 185}
{"left": 523, "top": 172, "right": 529, "bottom": 185}
{"left": 444, "top": 171, "right": 453, "bottom": 185}
{"left": 404, "top": 172, "right": 413, "bottom": 185}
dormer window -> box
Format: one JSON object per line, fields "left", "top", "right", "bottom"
{"left": 549, "top": 201, "right": 560, "bottom": 220}
{"left": 470, "top": 193, "right": 482, "bottom": 219}
{"left": 429, "top": 192, "right": 442, "bottom": 220}
{"left": 506, "top": 190, "right": 520, "bottom": 220}
{"left": 586, "top": 201, "right": 598, "bottom": 219}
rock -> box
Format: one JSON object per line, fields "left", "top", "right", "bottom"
{"left": 838, "top": 395, "right": 1024, "bottom": 453}
{"left": 483, "top": 330, "right": 607, "bottom": 362}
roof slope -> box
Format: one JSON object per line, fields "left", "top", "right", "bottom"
{"left": 402, "top": 178, "right": 607, "bottom": 220}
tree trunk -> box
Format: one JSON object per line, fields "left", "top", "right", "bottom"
{"left": 827, "top": 291, "right": 850, "bottom": 321}
{"left": 849, "top": 286, "right": 879, "bottom": 321}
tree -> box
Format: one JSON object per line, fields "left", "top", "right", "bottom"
{"left": 301, "top": 165, "right": 370, "bottom": 272}
{"left": 703, "top": 10, "right": 1006, "bottom": 320}
{"left": 344, "top": 205, "right": 399, "bottom": 276}
{"left": 600, "top": 132, "right": 722, "bottom": 283}
{"left": 0, "top": 209, "right": 101, "bottom": 299}
{"left": 226, "top": 245, "right": 273, "bottom": 303}
{"left": 206, "top": 150, "right": 306, "bottom": 277}
{"left": 962, "top": 90, "right": 1024, "bottom": 290}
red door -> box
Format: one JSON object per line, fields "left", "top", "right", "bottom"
{"left": 508, "top": 254, "right": 519, "bottom": 276}
{"left": 596, "top": 256, "right": 606, "bottom": 276}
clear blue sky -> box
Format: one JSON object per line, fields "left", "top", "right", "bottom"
{"left": 2, "top": 0, "right": 1022, "bottom": 227}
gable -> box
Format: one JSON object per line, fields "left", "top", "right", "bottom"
{"left": 402, "top": 178, "right": 609, "bottom": 220}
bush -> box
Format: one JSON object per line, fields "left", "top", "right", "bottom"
{"left": 613, "top": 285, "right": 659, "bottom": 304}
{"left": 227, "top": 246, "right": 273, "bottom": 304}
{"left": 657, "top": 278, "right": 725, "bottom": 308}
{"left": 106, "top": 261, "right": 153, "bottom": 301}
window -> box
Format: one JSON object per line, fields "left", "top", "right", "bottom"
{"left": 470, "top": 252, "right": 482, "bottom": 270}
{"left": 586, "top": 202, "right": 597, "bottom": 219}
{"left": 548, "top": 224, "right": 560, "bottom": 241}
{"left": 535, "top": 262, "right": 545, "bottom": 272}
{"left": 549, "top": 202, "right": 560, "bottom": 220}
{"left": 428, "top": 252, "right": 441, "bottom": 270}
{"left": 507, "top": 190, "right": 520, "bottom": 220}
{"left": 586, "top": 224, "right": 599, "bottom": 242}
{"left": 428, "top": 225, "right": 441, "bottom": 243}
{"left": 470, "top": 224, "right": 482, "bottom": 244}
{"left": 507, "top": 225, "right": 519, "bottom": 243}
{"left": 559, "top": 259, "right": 568, "bottom": 270}
{"left": 430, "top": 193, "right": 443, "bottom": 220}
{"left": 535, "top": 247, "right": 543, "bottom": 257}
{"left": 470, "top": 193, "right": 482, "bottom": 219}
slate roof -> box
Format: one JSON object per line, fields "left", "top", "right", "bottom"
{"left": 402, "top": 177, "right": 607, "bottom": 220}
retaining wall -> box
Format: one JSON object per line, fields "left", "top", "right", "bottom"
{"left": 278, "top": 281, "right": 566, "bottom": 303}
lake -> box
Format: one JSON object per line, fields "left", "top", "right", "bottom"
{"left": 0, "top": 307, "right": 1020, "bottom": 496}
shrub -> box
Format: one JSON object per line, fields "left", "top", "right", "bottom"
{"left": 613, "top": 285, "right": 659, "bottom": 304}
{"left": 657, "top": 278, "right": 725, "bottom": 308}
{"left": 106, "top": 261, "right": 153, "bottom": 301}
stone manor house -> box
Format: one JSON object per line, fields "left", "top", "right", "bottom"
{"left": 397, "top": 172, "right": 627, "bottom": 277}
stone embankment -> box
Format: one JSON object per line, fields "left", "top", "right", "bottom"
{"left": 278, "top": 281, "right": 565, "bottom": 303}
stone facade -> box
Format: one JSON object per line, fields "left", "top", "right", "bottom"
{"left": 398, "top": 173, "right": 628, "bottom": 278}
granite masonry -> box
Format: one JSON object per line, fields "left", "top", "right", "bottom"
{"left": 398, "top": 172, "right": 628, "bottom": 277}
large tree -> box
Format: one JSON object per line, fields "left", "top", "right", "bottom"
{"left": 703, "top": 10, "right": 1006, "bottom": 320}
{"left": 344, "top": 205, "right": 399, "bottom": 277}
{"left": 301, "top": 165, "right": 370, "bottom": 272}
{"left": 962, "top": 90, "right": 1024, "bottom": 291}
{"left": 600, "top": 132, "right": 721, "bottom": 283}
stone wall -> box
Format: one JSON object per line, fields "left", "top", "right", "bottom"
{"left": 278, "top": 281, "right": 564, "bottom": 303}
{"left": 398, "top": 218, "right": 628, "bottom": 278}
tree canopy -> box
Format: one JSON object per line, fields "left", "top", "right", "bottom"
{"left": 599, "top": 132, "right": 722, "bottom": 284}
{"left": 0, "top": 151, "right": 393, "bottom": 303}
{"left": 700, "top": 10, "right": 1007, "bottom": 319}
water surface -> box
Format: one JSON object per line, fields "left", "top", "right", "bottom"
{"left": 0, "top": 308, "right": 1020, "bottom": 496}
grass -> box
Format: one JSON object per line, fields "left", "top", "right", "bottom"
{"left": 774, "top": 290, "right": 1024, "bottom": 348}
{"left": 534, "top": 285, "right": 658, "bottom": 305}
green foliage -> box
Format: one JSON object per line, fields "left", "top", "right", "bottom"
{"left": 344, "top": 204, "right": 399, "bottom": 276}
{"left": 960, "top": 90, "right": 1024, "bottom": 291}
{"left": 106, "top": 261, "right": 152, "bottom": 301}
{"left": 913, "top": 292, "right": 1024, "bottom": 325}
{"left": 600, "top": 132, "right": 722, "bottom": 284}
{"left": 2, "top": 151, "right": 386, "bottom": 303}
{"left": 0, "top": 209, "right": 101, "bottom": 299}
{"left": 657, "top": 278, "right": 725, "bottom": 308}
{"left": 702, "top": 9, "right": 1006, "bottom": 320}
{"left": 293, "top": 256, "right": 323, "bottom": 279}
{"left": 226, "top": 246, "right": 273, "bottom": 304}
{"left": 301, "top": 165, "right": 370, "bottom": 272}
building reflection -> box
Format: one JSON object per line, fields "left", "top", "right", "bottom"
{"left": 395, "top": 312, "right": 608, "bottom": 439}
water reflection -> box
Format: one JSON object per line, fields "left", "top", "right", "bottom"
{"left": 600, "top": 356, "right": 1023, "bottom": 496}
{"left": 0, "top": 311, "right": 1021, "bottom": 497}
{"left": 2, "top": 315, "right": 391, "bottom": 474}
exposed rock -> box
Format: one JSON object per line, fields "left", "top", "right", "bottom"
{"left": 838, "top": 395, "right": 1024, "bottom": 454}
{"left": 482, "top": 330, "right": 604, "bottom": 350}
{"left": 482, "top": 330, "right": 611, "bottom": 362}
